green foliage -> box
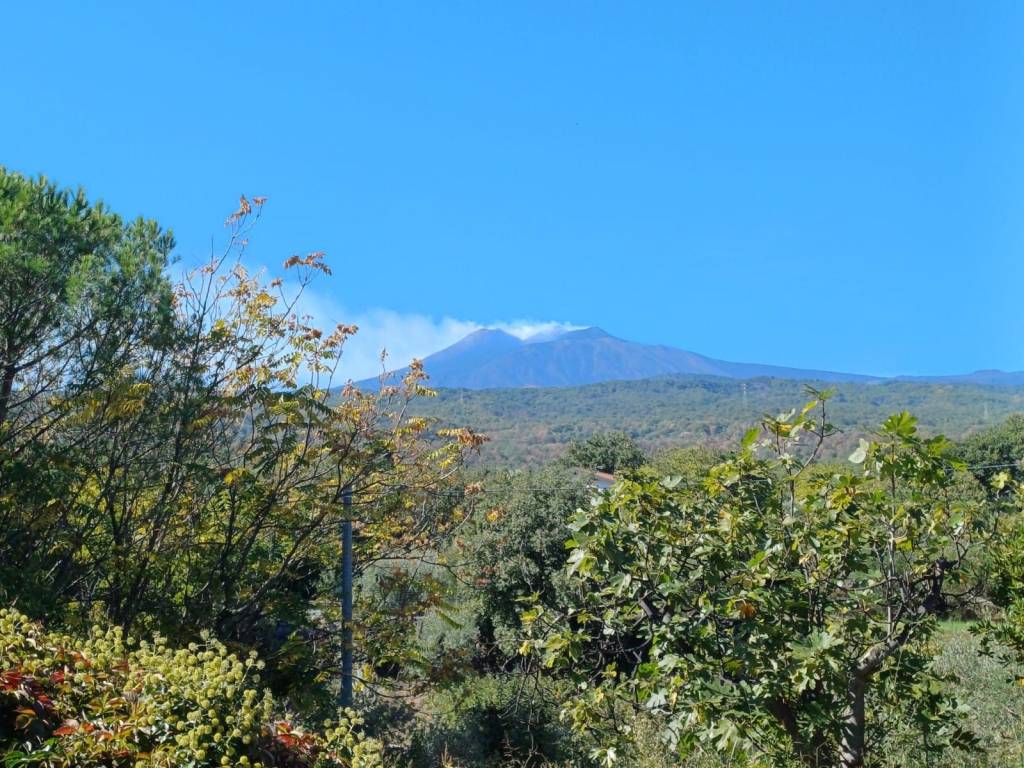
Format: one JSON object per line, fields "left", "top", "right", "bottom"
{"left": 955, "top": 413, "right": 1024, "bottom": 494}
{"left": 0, "top": 183, "right": 481, "bottom": 717}
{"left": 974, "top": 512, "right": 1024, "bottom": 687}
{"left": 646, "top": 446, "right": 721, "bottom": 484}
{"left": 0, "top": 167, "right": 173, "bottom": 434}
{"left": 408, "top": 676, "right": 573, "bottom": 768}
{"left": 590, "top": 625, "right": 1024, "bottom": 768}
{"left": 561, "top": 433, "right": 647, "bottom": 474}
{"left": 411, "top": 377, "right": 1024, "bottom": 468}
{"left": 897, "top": 624, "right": 1024, "bottom": 768}
{"left": 0, "top": 607, "right": 382, "bottom": 767}
{"left": 525, "top": 394, "right": 992, "bottom": 768}
{"left": 4, "top": 170, "right": 1022, "bottom": 768}
{"left": 461, "top": 467, "right": 592, "bottom": 656}
{"left": 372, "top": 469, "right": 592, "bottom": 765}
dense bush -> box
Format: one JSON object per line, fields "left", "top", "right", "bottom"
{"left": 645, "top": 445, "right": 721, "bottom": 483}
{"left": 408, "top": 676, "right": 573, "bottom": 768}
{"left": 0, "top": 608, "right": 381, "bottom": 767}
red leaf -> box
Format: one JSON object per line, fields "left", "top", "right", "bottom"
{"left": 276, "top": 733, "right": 298, "bottom": 747}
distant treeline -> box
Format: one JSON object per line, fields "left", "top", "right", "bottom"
{"left": 409, "top": 375, "right": 1024, "bottom": 466}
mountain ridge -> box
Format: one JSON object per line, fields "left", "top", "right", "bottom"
{"left": 358, "top": 325, "right": 1023, "bottom": 390}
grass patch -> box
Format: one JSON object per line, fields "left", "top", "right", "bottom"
{"left": 927, "top": 622, "right": 1024, "bottom": 767}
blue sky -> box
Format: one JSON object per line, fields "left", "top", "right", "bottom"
{"left": 4, "top": 2, "right": 1023, "bottom": 378}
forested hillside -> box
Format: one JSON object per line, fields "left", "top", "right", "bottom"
{"left": 411, "top": 375, "right": 1024, "bottom": 466}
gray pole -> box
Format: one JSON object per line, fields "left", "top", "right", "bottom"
{"left": 340, "top": 484, "right": 353, "bottom": 708}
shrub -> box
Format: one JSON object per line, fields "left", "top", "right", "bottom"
{"left": 0, "top": 608, "right": 381, "bottom": 767}
{"left": 408, "top": 675, "right": 573, "bottom": 767}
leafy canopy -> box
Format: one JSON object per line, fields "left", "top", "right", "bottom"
{"left": 524, "top": 392, "right": 991, "bottom": 768}
{"left": 561, "top": 432, "right": 647, "bottom": 474}
{"left": 0, "top": 180, "right": 484, "bottom": 719}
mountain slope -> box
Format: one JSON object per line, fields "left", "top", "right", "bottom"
{"left": 897, "top": 371, "right": 1024, "bottom": 387}
{"left": 410, "top": 375, "right": 1024, "bottom": 467}
{"left": 358, "top": 327, "right": 877, "bottom": 390}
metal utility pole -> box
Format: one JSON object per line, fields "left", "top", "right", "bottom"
{"left": 340, "top": 484, "right": 354, "bottom": 708}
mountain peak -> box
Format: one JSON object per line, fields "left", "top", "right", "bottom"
{"left": 423, "top": 328, "right": 523, "bottom": 368}
{"left": 564, "top": 326, "right": 612, "bottom": 340}
{"left": 459, "top": 328, "right": 520, "bottom": 345}
{"left": 358, "top": 324, "right": 878, "bottom": 391}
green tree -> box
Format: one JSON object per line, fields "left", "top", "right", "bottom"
{"left": 562, "top": 432, "right": 647, "bottom": 474}
{"left": 401, "top": 466, "right": 591, "bottom": 767}
{"left": 0, "top": 184, "right": 483, "bottom": 713}
{"left": 0, "top": 169, "right": 174, "bottom": 615}
{"left": 647, "top": 445, "right": 721, "bottom": 483}
{"left": 526, "top": 394, "right": 989, "bottom": 768}
{"left": 974, "top": 481, "right": 1024, "bottom": 687}
{"left": 955, "top": 414, "right": 1024, "bottom": 495}
{"left": 467, "top": 466, "right": 591, "bottom": 656}
{"left": 0, "top": 168, "right": 172, "bottom": 435}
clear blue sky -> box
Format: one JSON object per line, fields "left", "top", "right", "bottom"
{"left": 4, "top": 2, "right": 1023, "bottom": 377}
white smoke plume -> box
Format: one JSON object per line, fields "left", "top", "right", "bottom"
{"left": 294, "top": 288, "right": 582, "bottom": 381}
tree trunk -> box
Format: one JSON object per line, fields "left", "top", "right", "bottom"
{"left": 0, "top": 361, "right": 15, "bottom": 430}
{"left": 839, "top": 676, "right": 867, "bottom": 768}
{"left": 765, "top": 697, "right": 823, "bottom": 766}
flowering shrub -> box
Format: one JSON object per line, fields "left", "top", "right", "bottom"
{"left": 0, "top": 608, "right": 382, "bottom": 767}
